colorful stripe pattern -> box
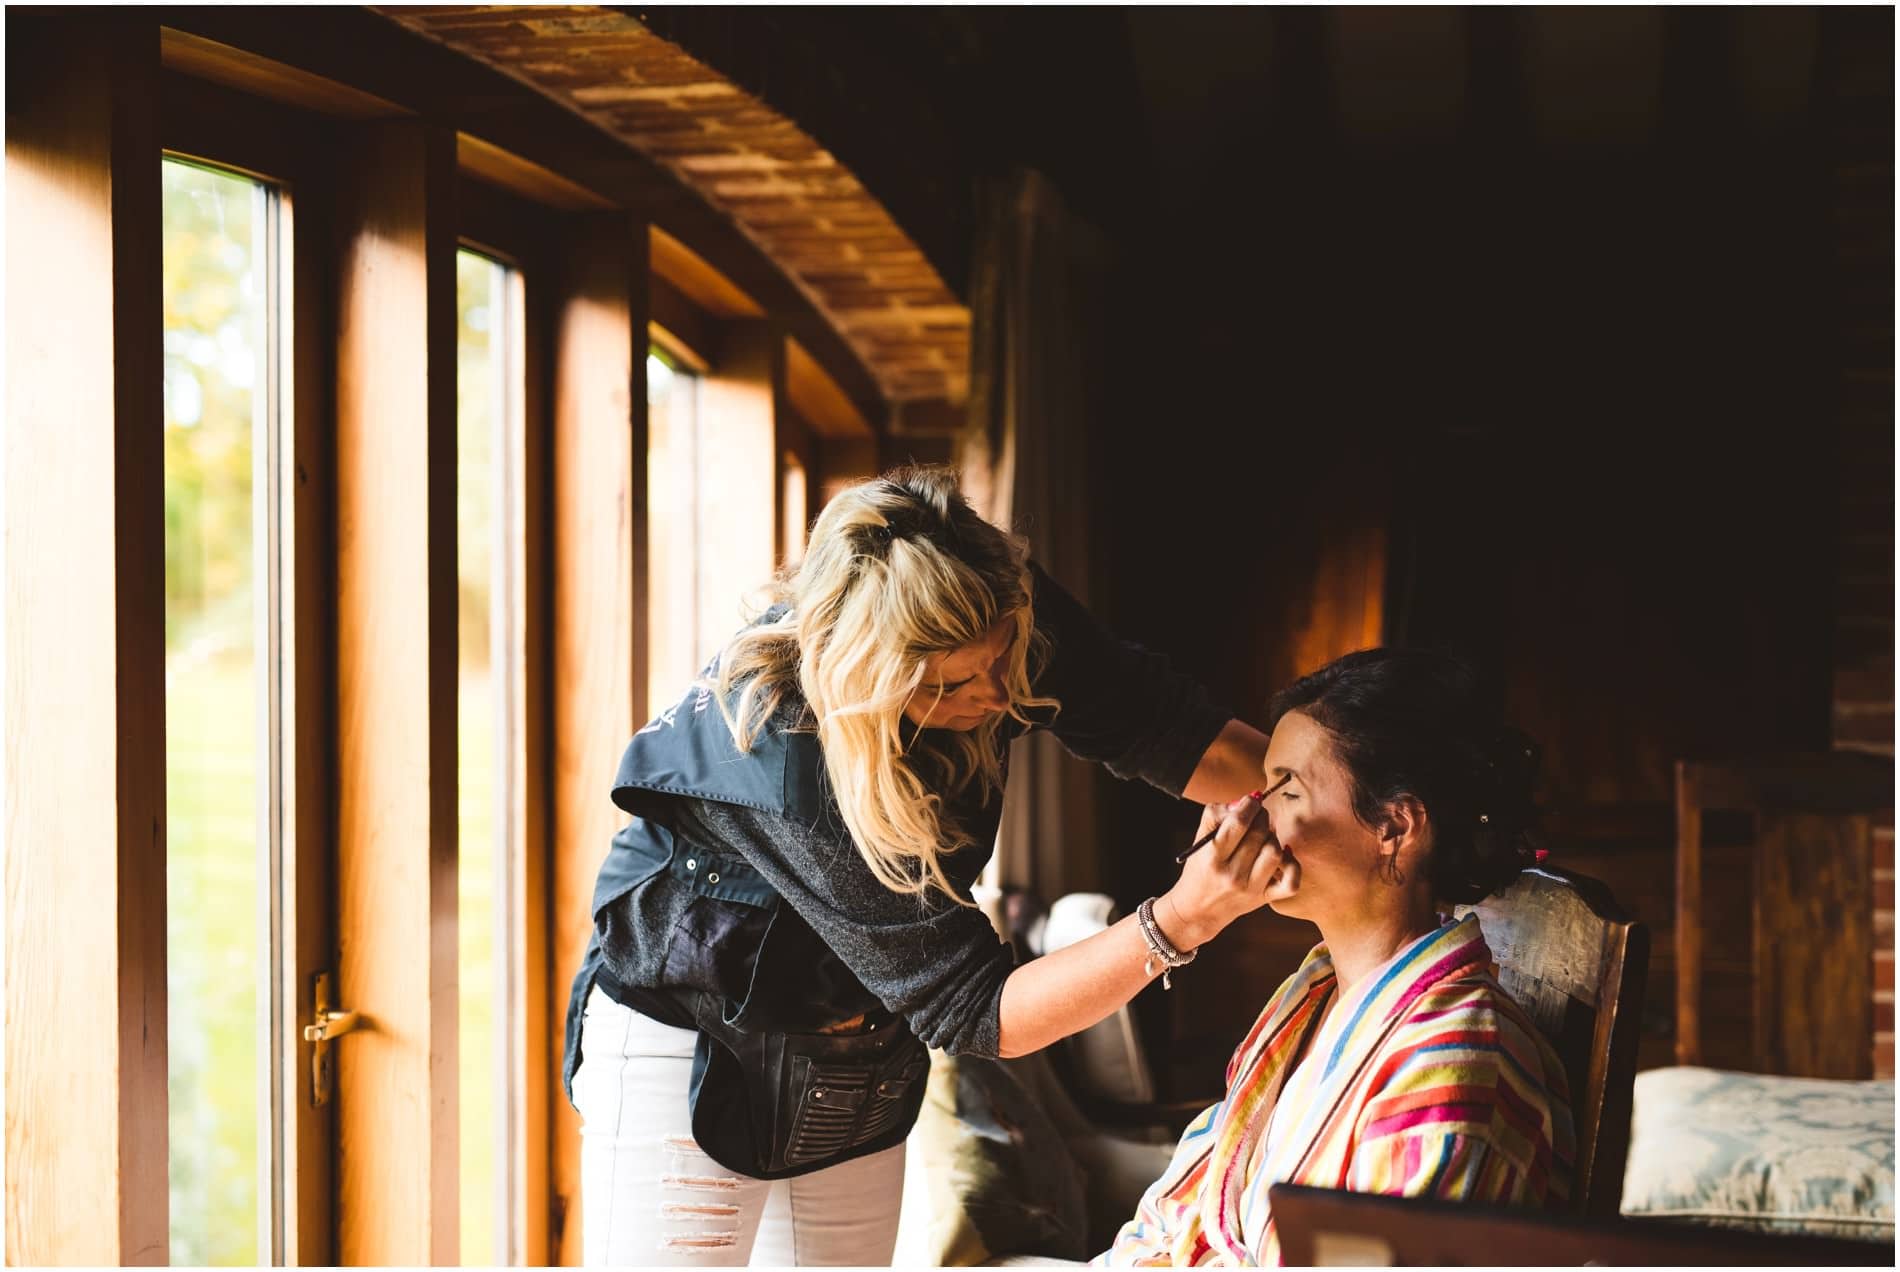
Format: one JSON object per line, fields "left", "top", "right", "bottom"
{"left": 1095, "top": 915, "right": 1574, "bottom": 1266}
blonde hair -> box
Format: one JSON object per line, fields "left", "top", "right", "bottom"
{"left": 711, "top": 466, "right": 1057, "bottom": 903}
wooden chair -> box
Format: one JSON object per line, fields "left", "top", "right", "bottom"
{"left": 1675, "top": 753, "right": 1893, "bottom": 1078}
{"left": 1453, "top": 866, "right": 1648, "bottom": 1218}
{"left": 1269, "top": 1182, "right": 1894, "bottom": 1267}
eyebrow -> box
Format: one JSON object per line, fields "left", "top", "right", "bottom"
{"left": 1267, "top": 766, "right": 1301, "bottom": 782}
{"left": 920, "top": 627, "right": 1016, "bottom": 691}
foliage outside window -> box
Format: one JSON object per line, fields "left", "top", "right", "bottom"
{"left": 162, "top": 156, "right": 266, "bottom": 1268}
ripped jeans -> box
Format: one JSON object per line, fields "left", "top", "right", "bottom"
{"left": 575, "top": 986, "right": 906, "bottom": 1266}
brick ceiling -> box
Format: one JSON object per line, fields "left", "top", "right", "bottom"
{"left": 381, "top": 4, "right": 970, "bottom": 407}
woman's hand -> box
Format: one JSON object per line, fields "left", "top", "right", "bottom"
{"left": 995, "top": 795, "right": 1296, "bottom": 1058}
{"left": 1157, "top": 796, "right": 1299, "bottom": 950}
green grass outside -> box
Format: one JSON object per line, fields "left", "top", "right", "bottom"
{"left": 167, "top": 645, "right": 260, "bottom": 1267}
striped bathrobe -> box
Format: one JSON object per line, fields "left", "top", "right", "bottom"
{"left": 1097, "top": 914, "right": 1574, "bottom": 1266}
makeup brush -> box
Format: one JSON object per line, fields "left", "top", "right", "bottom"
{"left": 1174, "top": 772, "right": 1292, "bottom": 865}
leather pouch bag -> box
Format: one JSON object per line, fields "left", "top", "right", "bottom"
{"left": 687, "top": 990, "right": 929, "bottom": 1180}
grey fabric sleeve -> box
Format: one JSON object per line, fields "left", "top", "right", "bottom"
{"left": 673, "top": 798, "right": 1014, "bottom": 1058}
{"left": 1027, "top": 562, "right": 1234, "bottom": 797}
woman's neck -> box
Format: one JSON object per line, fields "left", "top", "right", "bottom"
{"left": 1315, "top": 892, "right": 1442, "bottom": 998}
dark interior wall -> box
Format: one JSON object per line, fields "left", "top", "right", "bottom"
{"left": 1091, "top": 7, "right": 1880, "bottom": 1083}
{"left": 644, "top": 6, "right": 1892, "bottom": 1088}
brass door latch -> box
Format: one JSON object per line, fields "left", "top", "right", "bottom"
{"left": 304, "top": 971, "right": 362, "bottom": 1106}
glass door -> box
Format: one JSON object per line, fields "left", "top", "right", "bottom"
{"left": 161, "top": 154, "right": 299, "bottom": 1265}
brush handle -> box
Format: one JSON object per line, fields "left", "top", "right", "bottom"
{"left": 1172, "top": 775, "right": 1289, "bottom": 865}
{"left": 1172, "top": 823, "right": 1226, "bottom": 866}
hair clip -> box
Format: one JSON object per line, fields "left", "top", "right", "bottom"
{"left": 1478, "top": 813, "right": 1490, "bottom": 824}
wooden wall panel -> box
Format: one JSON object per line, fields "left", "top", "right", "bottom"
{"left": 549, "top": 213, "right": 648, "bottom": 1266}
{"left": 3, "top": 15, "right": 168, "bottom": 1265}
{"left": 332, "top": 118, "right": 460, "bottom": 1266}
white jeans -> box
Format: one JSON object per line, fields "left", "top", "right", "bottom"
{"left": 574, "top": 986, "right": 906, "bottom": 1266}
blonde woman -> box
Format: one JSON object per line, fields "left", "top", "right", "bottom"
{"left": 566, "top": 466, "right": 1274, "bottom": 1266}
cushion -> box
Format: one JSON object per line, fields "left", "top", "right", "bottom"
{"left": 1621, "top": 1065, "right": 1894, "bottom": 1241}
{"left": 897, "top": 1049, "right": 1091, "bottom": 1266}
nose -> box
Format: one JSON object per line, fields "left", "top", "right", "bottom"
{"left": 969, "top": 665, "right": 1009, "bottom": 711}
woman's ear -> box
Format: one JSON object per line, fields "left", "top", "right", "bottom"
{"left": 1382, "top": 796, "right": 1431, "bottom": 864}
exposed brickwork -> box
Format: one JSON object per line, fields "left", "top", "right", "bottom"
{"left": 381, "top": 5, "right": 969, "bottom": 406}
{"left": 1824, "top": 23, "right": 1896, "bottom": 1081}
{"left": 1877, "top": 825, "right": 1895, "bottom": 1077}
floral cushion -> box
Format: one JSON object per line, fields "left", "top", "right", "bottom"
{"left": 1622, "top": 1065, "right": 1894, "bottom": 1241}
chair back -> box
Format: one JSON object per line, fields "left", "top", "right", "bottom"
{"left": 1454, "top": 866, "right": 1648, "bottom": 1218}
{"left": 1675, "top": 753, "right": 1892, "bottom": 1079}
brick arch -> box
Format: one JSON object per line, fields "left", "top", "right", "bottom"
{"left": 382, "top": 5, "right": 969, "bottom": 408}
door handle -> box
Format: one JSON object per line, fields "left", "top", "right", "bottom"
{"left": 303, "top": 1005, "right": 361, "bottom": 1043}
{"left": 305, "top": 971, "right": 363, "bottom": 1106}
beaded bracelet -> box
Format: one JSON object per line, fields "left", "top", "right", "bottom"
{"left": 1136, "top": 896, "right": 1198, "bottom": 989}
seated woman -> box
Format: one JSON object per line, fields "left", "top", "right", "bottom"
{"left": 1098, "top": 648, "right": 1575, "bottom": 1266}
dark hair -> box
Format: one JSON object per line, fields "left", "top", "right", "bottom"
{"left": 1268, "top": 648, "right": 1541, "bottom": 905}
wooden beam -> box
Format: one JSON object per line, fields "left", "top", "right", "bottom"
{"left": 458, "top": 168, "right": 552, "bottom": 267}
{"left": 332, "top": 118, "right": 461, "bottom": 1266}
{"left": 4, "top": 13, "right": 168, "bottom": 1265}
{"left": 159, "top": 70, "right": 331, "bottom": 181}
{"left": 549, "top": 213, "right": 648, "bottom": 1266}
{"left": 648, "top": 271, "right": 715, "bottom": 373}
{"left": 159, "top": 25, "right": 405, "bottom": 120}
{"left": 459, "top": 132, "right": 615, "bottom": 214}
{"left": 785, "top": 336, "right": 874, "bottom": 439}
{"left": 649, "top": 223, "right": 765, "bottom": 318}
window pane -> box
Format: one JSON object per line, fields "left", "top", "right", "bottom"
{"left": 457, "top": 248, "right": 509, "bottom": 1266}
{"left": 646, "top": 348, "right": 703, "bottom": 717}
{"left": 163, "top": 157, "right": 263, "bottom": 1267}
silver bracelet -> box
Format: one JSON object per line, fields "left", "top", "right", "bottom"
{"left": 1136, "top": 896, "right": 1198, "bottom": 989}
